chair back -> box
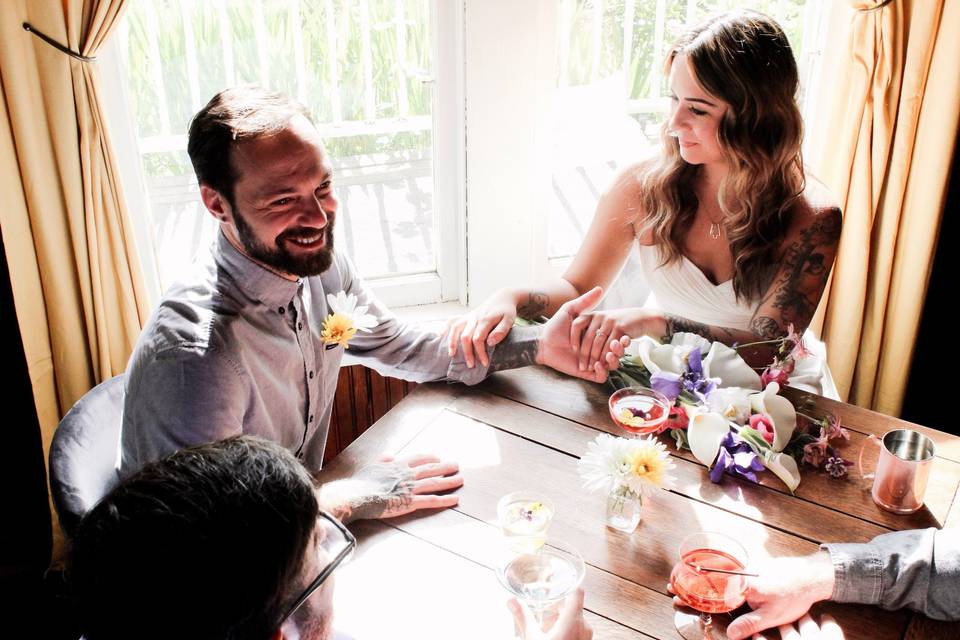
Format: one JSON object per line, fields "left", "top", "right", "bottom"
{"left": 49, "top": 374, "right": 125, "bottom": 537}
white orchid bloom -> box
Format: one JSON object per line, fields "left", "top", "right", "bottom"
{"left": 686, "top": 409, "right": 730, "bottom": 468}
{"left": 701, "top": 341, "right": 762, "bottom": 390}
{"left": 705, "top": 387, "right": 754, "bottom": 425}
{"left": 748, "top": 382, "right": 797, "bottom": 452}
{"left": 763, "top": 451, "right": 801, "bottom": 493}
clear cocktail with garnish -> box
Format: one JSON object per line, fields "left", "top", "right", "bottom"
{"left": 497, "top": 491, "right": 555, "bottom": 553}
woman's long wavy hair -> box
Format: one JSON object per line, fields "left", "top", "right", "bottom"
{"left": 637, "top": 10, "right": 805, "bottom": 301}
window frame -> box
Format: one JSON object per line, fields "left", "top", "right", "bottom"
{"left": 99, "top": 0, "right": 465, "bottom": 309}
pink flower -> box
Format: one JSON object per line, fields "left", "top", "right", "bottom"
{"left": 664, "top": 405, "right": 690, "bottom": 432}
{"left": 761, "top": 358, "right": 792, "bottom": 387}
{"left": 803, "top": 427, "right": 830, "bottom": 467}
{"left": 749, "top": 413, "right": 776, "bottom": 445}
{"left": 785, "top": 323, "right": 811, "bottom": 360}
{"left": 824, "top": 415, "right": 848, "bottom": 442}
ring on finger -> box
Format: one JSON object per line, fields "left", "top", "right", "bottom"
{"left": 595, "top": 329, "right": 606, "bottom": 338}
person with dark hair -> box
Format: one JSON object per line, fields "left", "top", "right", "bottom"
{"left": 71, "top": 436, "right": 593, "bottom": 640}
{"left": 120, "top": 85, "right": 629, "bottom": 522}
{"left": 71, "top": 436, "right": 338, "bottom": 640}
{"left": 445, "top": 10, "right": 841, "bottom": 398}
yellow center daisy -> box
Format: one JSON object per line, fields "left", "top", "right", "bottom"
{"left": 321, "top": 313, "right": 358, "bottom": 348}
{"left": 627, "top": 447, "right": 667, "bottom": 487}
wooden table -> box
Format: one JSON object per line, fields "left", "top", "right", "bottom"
{"left": 318, "top": 367, "right": 960, "bottom": 639}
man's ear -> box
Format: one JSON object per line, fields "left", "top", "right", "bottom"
{"left": 199, "top": 184, "right": 231, "bottom": 224}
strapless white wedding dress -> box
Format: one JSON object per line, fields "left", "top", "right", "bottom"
{"left": 636, "top": 243, "right": 839, "bottom": 399}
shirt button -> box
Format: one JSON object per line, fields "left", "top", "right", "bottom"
{"left": 298, "top": 321, "right": 303, "bottom": 330}
{"left": 309, "top": 414, "right": 314, "bottom": 423}
{"left": 278, "top": 307, "right": 285, "bottom": 314}
{"left": 309, "top": 371, "right": 314, "bottom": 379}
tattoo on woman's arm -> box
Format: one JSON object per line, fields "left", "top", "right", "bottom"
{"left": 765, "top": 213, "right": 841, "bottom": 329}
{"left": 664, "top": 314, "right": 736, "bottom": 344}
{"left": 517, "top": 292, "right": 549, "bottom": 320}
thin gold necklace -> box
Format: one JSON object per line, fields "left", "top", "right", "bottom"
{"left": 702, "top": 205, "right": 725, "bottom": 240}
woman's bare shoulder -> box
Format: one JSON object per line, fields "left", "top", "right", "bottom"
{"left": 602, "top": 155, "right": 661, "bottom": 243}
{"left": 800, "top": 173, "right": 841, "bottom": 217}
{"left": 785, "top": 175, "right": 842, "bottom": 246}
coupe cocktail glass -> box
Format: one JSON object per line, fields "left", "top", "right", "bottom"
{"left": 670, "top": 531, "right": 750, "bottom": 640}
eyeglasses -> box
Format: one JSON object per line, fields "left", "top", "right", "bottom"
{"left": 280, "top": 511, "right": 356, "bottom": 624}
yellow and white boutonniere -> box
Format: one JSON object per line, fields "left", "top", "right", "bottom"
{"left": 321, "top": 292, "right": 378, "bottom": 349}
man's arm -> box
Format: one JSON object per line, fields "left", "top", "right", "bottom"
{"left": 825, "top": 527, "right": 960, "bottom": 620}
{"left": 727, "top": 528, "right": 960, "bottom": 639}
{"left": 121, "top": 349, "right": 246, "bottom": 476}
{"left": 328, "top": 254, "right": 620, "bottom": 384}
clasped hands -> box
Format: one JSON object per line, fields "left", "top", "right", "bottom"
{"left": 445, "top": 286, "right": 665, "bottom": 382}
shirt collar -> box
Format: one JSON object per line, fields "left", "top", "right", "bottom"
{"left": 213, "top": 231, "right": 302, "bottom": 309}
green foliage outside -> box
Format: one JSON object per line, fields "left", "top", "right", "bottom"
{"left": 125, "top": 0, "right": 807, "bottom": 179}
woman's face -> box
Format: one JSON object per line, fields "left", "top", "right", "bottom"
{"left": 666, "top": 53, "right": 728, "bottom": 168}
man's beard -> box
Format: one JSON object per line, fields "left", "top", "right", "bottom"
{"left": 231, "top": 204, "right": 335, "bottom": 277}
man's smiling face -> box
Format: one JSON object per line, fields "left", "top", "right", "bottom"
{"left": 219, "top": 114, "right": 338, "bottom": 278}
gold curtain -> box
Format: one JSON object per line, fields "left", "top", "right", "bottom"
{"left": 0, "top": 0, "right": 149, "bottom": 551}
{"left": 808, "top": 0, "right": 960, "bottom": 415}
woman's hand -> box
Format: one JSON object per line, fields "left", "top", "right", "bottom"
{"left": 568, "top": 307, "right": 666, "bottom": 372}
{"left": 444, "top": 289, "right": 520, "bottom": 368}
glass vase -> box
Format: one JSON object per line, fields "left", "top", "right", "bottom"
{"left": 606, "top": 482, "right": 642, "bottom": 532}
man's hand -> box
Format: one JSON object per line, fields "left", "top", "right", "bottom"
{"left": 537, "top": 286, "right": 630, "bottom": 383}
{"left": 318, "top": 454, "right": 463, "bottom": 523}
{"left": 507, "top": 588, "right": 593, "bottom": 640}
{"left": 751, "top": 613, "right": 844, "bottom": 640}
{"left": 725, "top": 552, "right": 836, "bottom": 640}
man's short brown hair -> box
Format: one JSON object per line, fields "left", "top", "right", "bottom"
{"left": 186, "top": 85, "right": 312, "bottom": 205}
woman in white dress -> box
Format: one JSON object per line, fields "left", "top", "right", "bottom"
{"left": 446, "top": 10, "right": 842, "bottom": 397}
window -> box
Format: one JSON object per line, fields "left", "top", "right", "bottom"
{"left": 103, "top": 0, "right": 463, "bottom": 308}
{"left": 462, "top": 0, "right": 825, "bottom": 307}
{"left": 549, "top": 0, "right": 822, "bottom": 263}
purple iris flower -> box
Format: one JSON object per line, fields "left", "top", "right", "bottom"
{"left": 681, "top": 348, "right": 718, "bottom": 403}
{"left": 651, "top": 371, "right": 682, "bottom": 402}
{"left": 709, "top": 431, "right": 765, "bottom": 483}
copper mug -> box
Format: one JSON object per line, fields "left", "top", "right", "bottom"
{"left": 858, "top": 429, "right": 936, "bottom": 514}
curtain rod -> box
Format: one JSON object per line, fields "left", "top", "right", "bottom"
{"left": 22, "top": 23, "right": 97, "bottom": 63}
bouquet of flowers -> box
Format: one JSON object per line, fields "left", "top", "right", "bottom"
{"left": 607, "top": 328, "right": 850, "bottom": 493}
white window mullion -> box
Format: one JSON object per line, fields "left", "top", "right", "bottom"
{"left": 179, "top": 0, "right": 202, "bottom": 114}
{"left": 252, "top": 0, "right": 270, "bottom": 88}
{"left": 290, "top": 0, "right": 308, "bottom": 105}
{"left": 324, "top": 0, "right": 342, "bottom": 123}
{"left": 144, "top": 2, "right": 171, "bottom": 135}
{"left": 395, "top": 0, "right": 409, "bottom": 118}
{"left": 216, "top": 0, "right": 236, "bottom": 86}
{"left": 359, "top": 0, "right": 376, "bottom": 121}
{"left": 432, "top": 0, "right": 465, "bottom": 303}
